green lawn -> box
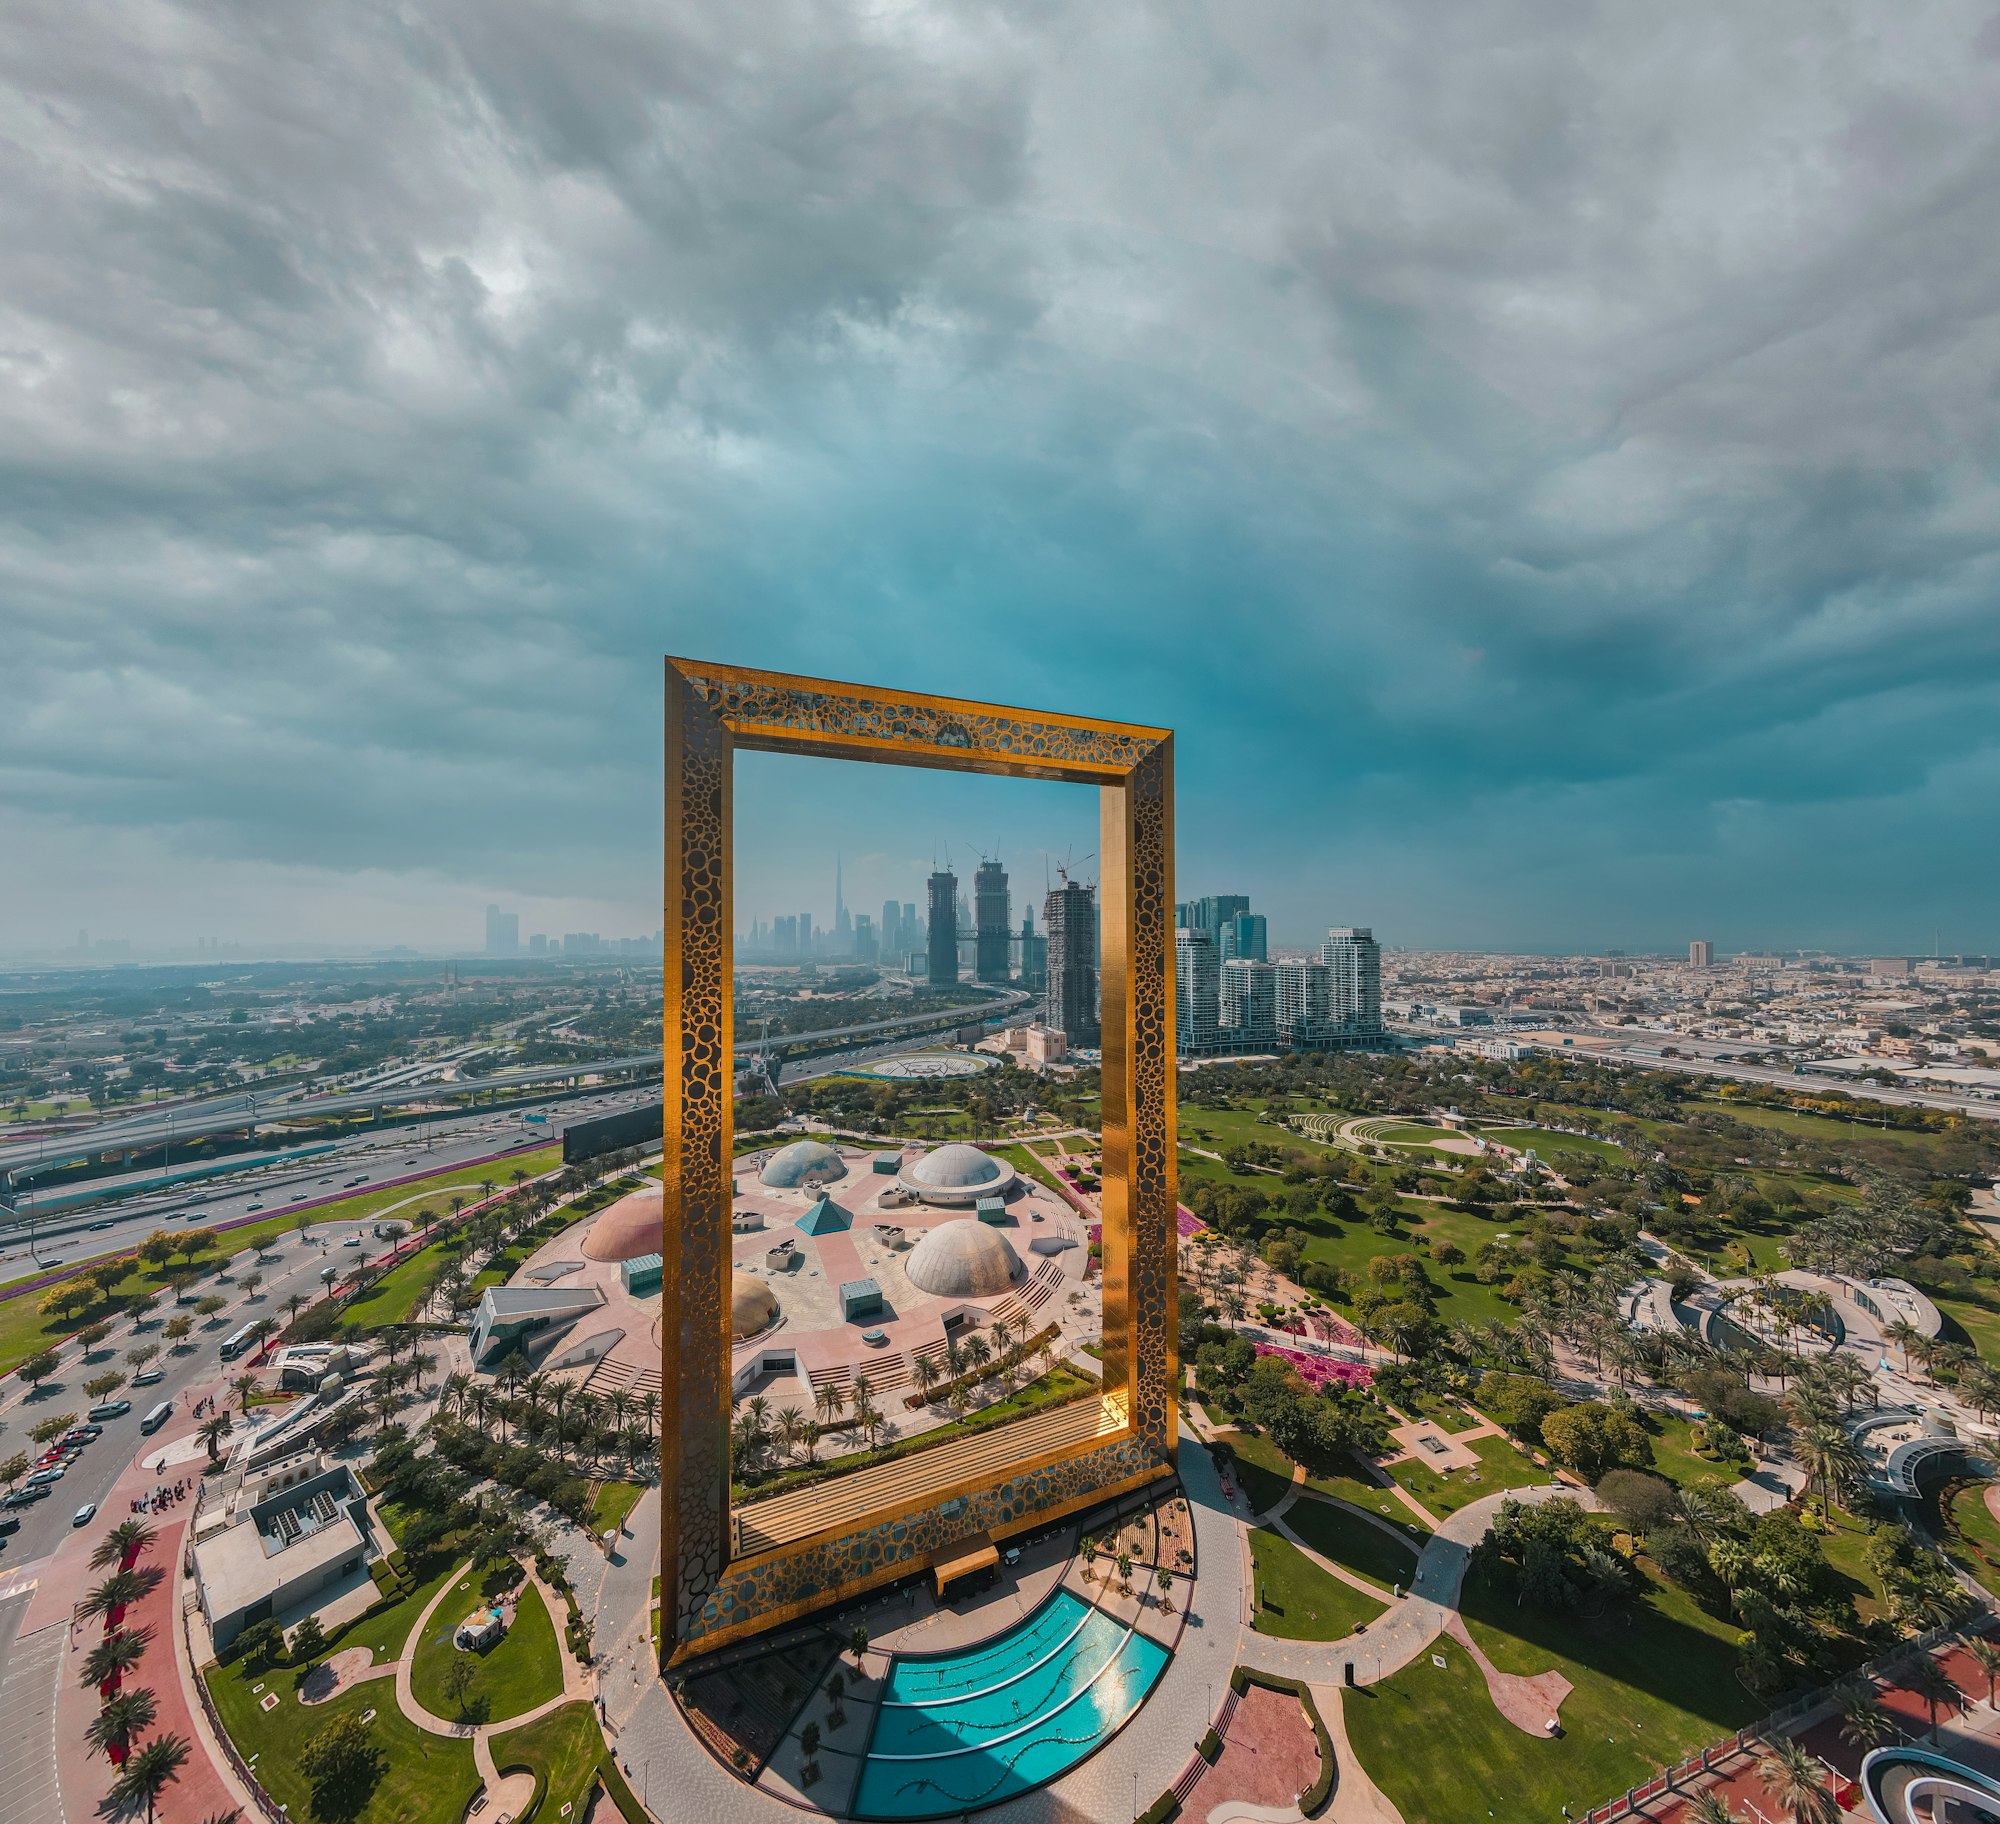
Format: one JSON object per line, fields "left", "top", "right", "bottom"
{"left": 409, "top": 1577, "right": 565, "bottom": 1723}
{"left": 1476, "top": 1126, "right": 1627, "bottom": 1162}
{"left": 1346, "top": 1554, "right": 1758, "bottom": 1824}
{"left": 1815, "top": 1508, "right": 1894, "bottom": 1624}
{"left": 1385, "top": 1434, "right": 1551, "bottom": 1519}
{"left": 1221, "top": 1428, "right": 1424, "bottom": 1530}
{"left": 493, "top": 1700, "right": 605, "bottom": 1824}
{"left": 335, "top": 1552, "right": 467, "bottom": 1666}
{"left": 207, "top": 1658, "right": 480, "bottom": 1824}
{"left": 590, "top": 1480, "right": 646, "bottom": 1534}
{"left": 1249, "top": 1526, "right": 1390, "bottom": 1641}
{"left": 989, "top": 1143, "right": 1069, "bottom": 1196}
{"left": 1640, "top": 1414, "right": 1745, "bottom": 1491}
{"left": 1284, "top": 1493, "right": 1423, "bottom": 1593}
{"left": 1943, "top": 1480, "right": 2000, "bottom": 1598}
{"left": 1933, "top": 1292, "right": 2000, "bottom": 1368}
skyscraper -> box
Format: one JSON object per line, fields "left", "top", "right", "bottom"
{"left": 485, "top": 906, "right": 519, "bottom": 957}
{"left": 1223, "top": 911, "right": 1267, "bottom": 963}
{"left": 854, "top": 912, "right": 876, "bottom": 962}
{"left": 1176, "top": 926, "right": 1221, "bottom": 1054}
{"left": 799, "top": 911, "right": 814, "bottom": 958}
{"left": 1044, "top": 879, "right": 1099, "bottom": 1044}
{"left": 834, "top": 855, "right": 851, "bottom": 955}
{"left": 881, "top": 899, "right": 902, "bottom": 961}
{"left": 927, "top": 870, "right": 959, "bottom": 987}
{"left": 1689, "top": 940, "right": 1714, "bottom": 967}
{"left": 1018, "top": 909, "right": 1046, "bottom": 991}
{"left": 974, "top": 859, "right": 1011, "bottom": 983}
{"left": 1183, "top": 895, "right": 1250, "bottom": 951}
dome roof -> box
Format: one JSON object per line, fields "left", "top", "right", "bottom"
{"left": 898, "top": 1143, "right": 1016, "bottom": 1205}
{"left": 904, "top": 1219, "right": 1025, "bottom": 1299}
{"left": 582, "top": 1183, "right": 663, "bottom": 1262}
{"left": 760, "top": 1139, "right": 847, "bottom": 1189}
{"left": 730, "top": 1271, "right": 779, "bottom": 1340}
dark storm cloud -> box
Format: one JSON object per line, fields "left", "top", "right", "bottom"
{"left": 1, "top": 0, "right": 1996, "bottom": 949}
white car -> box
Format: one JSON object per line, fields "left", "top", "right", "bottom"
{"left": 72, "top": 1503, "right": 97, "bottom": 1527}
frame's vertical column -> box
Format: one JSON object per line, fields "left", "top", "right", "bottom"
{"left": 662, "top": 661, "right": 735, "bottom": 1653}
{"left": 1099, "top": 736, "right": 1178, "bottom": 1454}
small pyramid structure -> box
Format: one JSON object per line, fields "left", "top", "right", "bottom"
{"left": 796, "top": 1193, "right": 851, "bottom": 1236}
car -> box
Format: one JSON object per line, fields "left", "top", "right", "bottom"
{"left": 343, "top": 1234, "right": 363, "bottom": 1248}
{"left": 2, "top": 1486, "right": 50, "bottom": 1508}
{"left": 0, "top": 1515, "right": 18, "bottom": 1535}
{"left": 24, "top": 1467, "right": 64, "bottom": 1487}
{"left": 132, "top": 1368, "right": 164, "bottom": 1387}
{"left": 72, "top": 1503, "right": 97, "bottom": 1527}
{"left": 88, "top": 1221, "right": 115, "bottom": 1231}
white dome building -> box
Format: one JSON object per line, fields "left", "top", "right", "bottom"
{"left": 903, "top": 1219, "right": 1025, "bottom": 1299}
{"left": 759, "top": 1139, "right": 847, "bottom": 1189}
{"left": 896, "top": 1142, "right": 1016, "bottom": 1208}
{"left": 730, "top": 1271, "right": 780, "bottom": 1340}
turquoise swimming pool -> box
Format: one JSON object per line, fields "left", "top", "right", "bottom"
{"left": 850, "top": 1587, "right": 1170, "bottom": 1819}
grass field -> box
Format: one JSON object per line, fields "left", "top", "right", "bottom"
{"left": 1221, "top": 1428, "right": 1423, "bottom": 1529}
{"left": 1346, "top": 1549, "right": 1758, "bottom": 1824}
{"left": 208, "top": 1655, "right": 481, "bottom": 1824}
{"left": 1283, "top": 1494, "right": 1423, "bottom": 1593}
{"left": 590, "top": 1480, "right": 646, "bottom": 1534}
{"left": 1477, "top": 1126, "right": 1628, "bottom": 1161}
{"left": 1934, "top": 1291, "right": 2000, "bottom": 1368}
{"left": 1385, "top": 1434, "right": 1551, "bottom": 1519}
{"left": 1248, "top": 1526, "right": 1390, "bottom": 1641}
{"left": 1941, "top": 1480, "right": 2000, "bottom": 1598}
{"left": 989, "top": 1142, "right": 1069, "bottom": 1196}
{"left": 1815, "top": 1507, "right": 1894, "bottom": 1624}
{"left": 492, "top": 1701, "right": 605, "bottom": 1824}
{"left": 1640, "top": 1414, "right": 1744, "bottom": 1490}
{"left": 409, "top": 1576, "right": 564, "bottom": 1723}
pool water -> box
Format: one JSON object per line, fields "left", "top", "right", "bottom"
{"left": 850, "top": 1588, "right": 1170, "bottom": 1819}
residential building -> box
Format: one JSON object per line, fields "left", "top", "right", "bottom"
{"left": 927, "top": 870, "right": 959, "bottom": 987}
{"left": 1319, "top": 927, "right": 1383, "bottom": 1036}
{"left": 854, "top": 913, "right": 876, "bottom": 962}
{"left": 1018, "top": 910, "right": 1047, "bottom": 991}
{"left": 881, "top": 899, "right": 902, "bottom": 960}
{"left": 1220, "top": 957, "right": 1280, "bottom": 1048}
{"left": 485, "top": 906, "right": 519, "bottom": 956}
{"left": 1689, "top": 940, "right": 1714, "bottom": 967}
{"left": 1223, "top": 912, "right": 1267, "bottom": 963}
{"left": 1176, "top": 927, "right": 1221, "bottom": 1053}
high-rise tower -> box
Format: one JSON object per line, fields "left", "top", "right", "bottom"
{"left": 834, "top": 854, "right": 851, "bottom": 955}
{"left": 974, "top": 858, "right": 1011, "bottom": 983}
{"left": 926, "top": 869, "right": 959, "bottom": 987}
{"left": 1043, "top": 879, "right": 1099, "bottom": 1044}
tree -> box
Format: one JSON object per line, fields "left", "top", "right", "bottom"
{"left": 86, "top": 1686, "right": 159, "bottom": 1762}
{"left": 85, "top": 1372, "right": 127, "bottom": 1400}
{"left": 1683, "top": 1794, "right": 1743, "bottom": 1824}
{"left": 194, "top": 1295, "right": 226, "bottom": 1321}
{"left": 1969, "top": 1637, "right": 2000, "bottom": 1708}
{"left": 441, "top": 1650, "right": 478, "bottom": 1715}
{"left": 1908, "top": 1654, "right": 1961, "bottom": 1744}
{"left": 1837, "top": 1688, "right": 1897, "bottom": 1753}
{"left": 125, "top": 1344, "right": 159, "bottom": 1371}
{"left": 18, "top": 1349, "right": 60, "bottom": 1389}
{"left": 107, "top": 1732, "right": 189, "bottom": 1823}
{"left": 1756, "top": 1736, "right": 1836, "bottom": 1824}
{"left": 232, "top": 1373, "right": 259, "bottom": 1411}
{"left": 91, "top": 1520, "right": 157, "bottom": 1571}
{"left": 77, "top": 1567, "right": 160, "bottom": 1630}
{"left": 162, "top": 1316, "right": 193, "bottom": 1347}
{"left": 233, "top": 1618, "right": 285, "bottom": 1670}
{"left": 1794, "top": 1423, "right": 1862, "bottom": 1523}
{"left": 0, "top": 1451, "right": 28, "bottom": 1493}
{"left": 289, "top": 1614, "right": 326, "bottom": 1664}
{"left": 198, "top": 1414, "right": 232, "bottom": 1463}
{"left": 81, "top": 1627, "right": 155, "bottom": 1690}
{"left": 849, "top": 1622, "right": 868, "bottom": 1666}
{"left": 298, "top": 1709, "right": 383, "bottom": 1817}
{"left": 81, "top": 1322, "right": 117, "bottom": 1355}
{"left": 30, "top": 1411, "right": 79, "bottom": 1444}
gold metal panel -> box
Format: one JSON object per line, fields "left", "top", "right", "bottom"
{"left": 661, "top": 656, "right": 1176, "bottom": 1662}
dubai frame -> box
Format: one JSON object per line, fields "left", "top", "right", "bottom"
{"left": 661, "top": 659, "right": 1180, "bottom": 1662}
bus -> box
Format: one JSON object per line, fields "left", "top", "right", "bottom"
{"left": 219, "top": 1324, "right": 258, "bottom": 1362}
{"left": 140, "top": 1402, "right": 174, "bottom": 1434}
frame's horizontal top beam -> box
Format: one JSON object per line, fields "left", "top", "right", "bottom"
{"left": 670, "top": 657, "right": 1168, "bottom": 783}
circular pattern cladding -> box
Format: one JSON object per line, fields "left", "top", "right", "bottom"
{"left": 730, "top": 1271, "right": 780, "bottom": 1340}
{"left": 759, "top": 1139, "right": 848, "bottom": 1189}
{"left": 582, "top": 1182, "right": 665, "bottom": 1262}
{"left": 896, "top": 1142, "right": 1016, "bottom": 1207}
{"left": 903, "top": 1218, "right": 1025, "bottom": 1299}
{"left": 869, "top": 1051, "right": 994, "bottom": 1079}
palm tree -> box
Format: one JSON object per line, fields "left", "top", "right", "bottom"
{"left": 231, "top": 1372, "right": 258, "bottom": 1411}
{"left": 1837, "top": 1687, "right": 1898, "bottom": 1753}
{"left": 86, "top": 1687, "right": 159, "bottom": 1761}
{"left": 639, "top": 1388, "right": 661, "bottom": 1436}
{"left": 1795, "top": 1423, "right": 1863, "bottom": 1523}
{"left": 1683, "top": 1792, "right": 1743, "bottom": 1824}
{"left": 1969, "top": 1637, "right": 2000, "bottom": 1708}
{"left": 77, "top": 1568, "right": 158, "bottom": 1631}
{"left": 1756, "top": 1737, "right": 1837, "bottom": 1824}
{"left": 81, "top": 1628, "right": 155, "bottom": 1690}
{"left": 1908, "top": 1654, "right": 1961, "bottom": 1744}
{"left": 91, "top": 1521, "right": 156, "bottom": 1571}
{"left": 107, "top": 1731, "right": 189, "bottom": 1823}
{"left": 1884, "top": 1318, "right": 1920, "bottom": 1371}
{"left": 912, "top": 1354, "right": 941, "bottom": 1406}
{"left": 775, "top": 1407, "right": 804, "bottom": 1464}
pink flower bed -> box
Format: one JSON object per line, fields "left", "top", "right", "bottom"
{"left": 1255, "top": 1339, "right": 1374, "bottom": 1391}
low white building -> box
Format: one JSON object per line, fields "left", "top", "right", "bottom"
{"left": 192, "top": 1458, "right": 373, "bottom": 1649}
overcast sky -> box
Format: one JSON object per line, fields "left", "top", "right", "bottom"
{"left": 5, "top": 1, "right": 1997, "bottom": 959}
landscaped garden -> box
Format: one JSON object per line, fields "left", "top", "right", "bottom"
{"left": 493, "top": 1700, "right": 605, "bottom": 1822}
{"left": 1384, "top": 1433, "right": 1549, "bottom": 1518}
{"left": 1283, "top": 1493, "right": 1422, "bottom": 1592}
{"left": 409, "top": 1576, "right": 565, "bottom": 1723}
{"left": 1248, "top": 1526, "right": 1389, "bottom": 1641}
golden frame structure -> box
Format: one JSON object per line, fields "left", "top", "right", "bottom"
{"left": 661, "top": 658, "right": 1179, "bottom": 1662}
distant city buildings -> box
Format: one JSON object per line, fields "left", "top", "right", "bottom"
{"left": 485, "top": 905, "right": 519, "bottom": 957}
{"left": 1174, "top": 897, "right": 1381, "bottom": 1057}
{"left": 1689, "top": 939, "right": 1714, "bottom": 967}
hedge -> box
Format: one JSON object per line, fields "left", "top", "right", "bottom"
{"left": 597, "top": 1752, "right": 651, "bottom": 1823}
{"left": 1136, "top": 1790, "right": 1180, "bottom": 1824}
{"left": 1198, "top": 1727, "right": 1222, "bottom": 1763}
{"left": 1228, "top": 1667, "right": 1335, "bottom": 1815}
